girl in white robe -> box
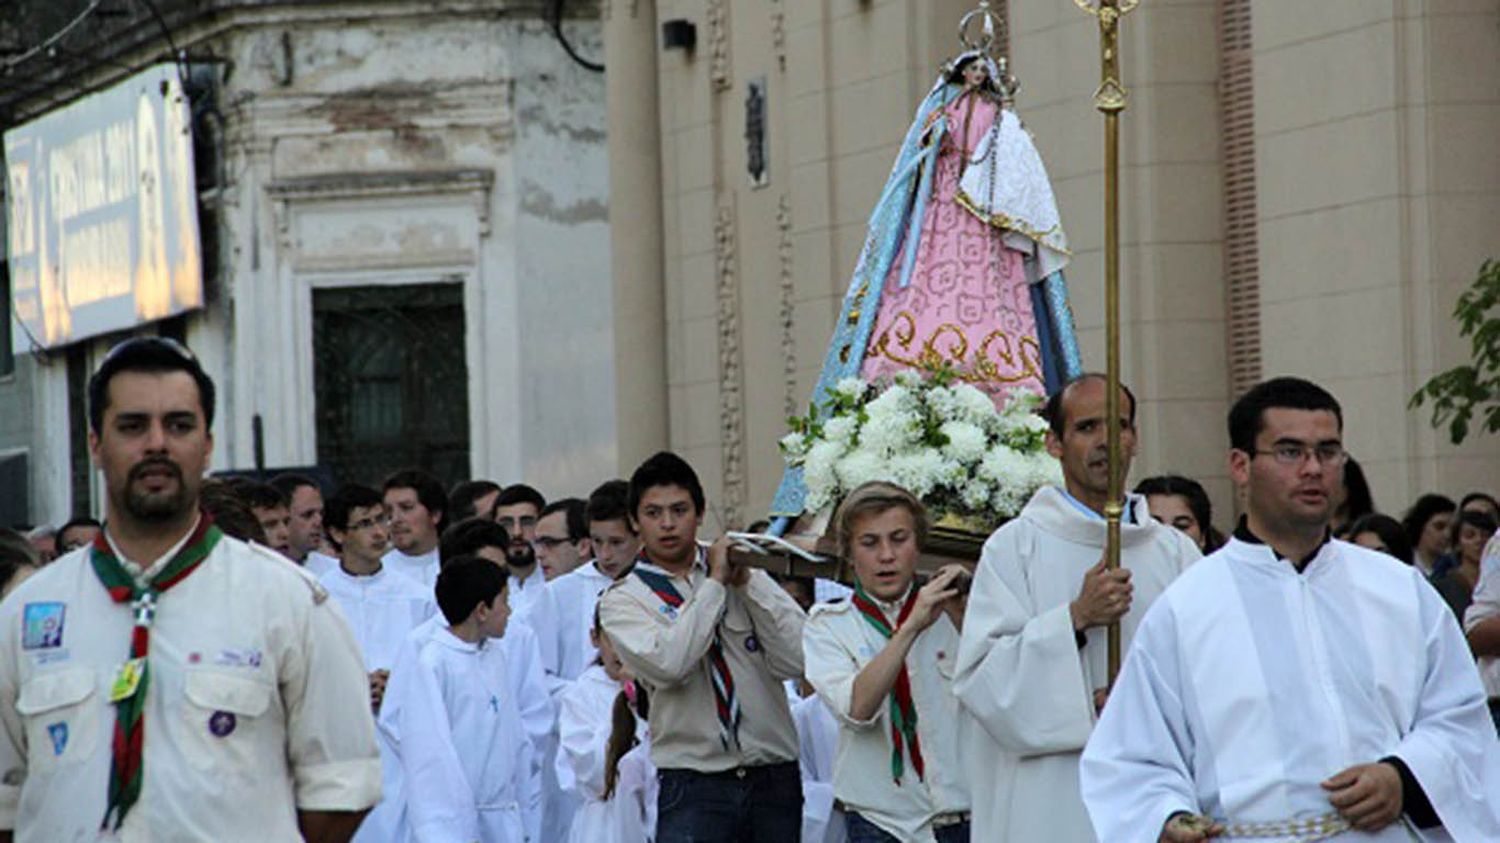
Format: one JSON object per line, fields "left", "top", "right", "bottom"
{"left": 557, "top": 613, "right": 657, "bottom": 842}
{"left": 398, "top": 557, "right": 537, "bottom": 843}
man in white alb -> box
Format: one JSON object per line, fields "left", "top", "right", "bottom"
{"left": 319, "top": 483, "right": 435, "bottom": 714}
{"left": 549, "top": 481, "right": 640, "bottom": 682}
{"left": 953, "top": 374, "right": 1199, "bottom": 842}
{"left": 382, "top": 468, "right": 447, "bottom": 589}
{"left": 1081, "top": 377, "right": 1500, "bottom": 843}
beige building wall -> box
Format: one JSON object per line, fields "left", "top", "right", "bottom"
{"left": 1250, "top": 2, "right": 1500, "bottom": 515}
{"left": 608, "top": 0, "right": 1500, "bottom": 531}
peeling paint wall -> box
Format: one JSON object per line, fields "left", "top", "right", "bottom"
{"left": 210, "top": 6, "right": 611, "bottom": 499}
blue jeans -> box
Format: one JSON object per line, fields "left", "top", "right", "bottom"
{"left": 656, "top": 761, "right": 804, "bottom": 843}
{"left": 846, "top": 812, "right": 971, "bottom": 843}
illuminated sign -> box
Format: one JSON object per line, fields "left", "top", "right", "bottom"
{"left": 5, "top": 63, "right": 202, "bottom": 352}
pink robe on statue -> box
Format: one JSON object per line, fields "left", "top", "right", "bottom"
{"left": 860, "top": 90, "right": 1046, "bottom": 403}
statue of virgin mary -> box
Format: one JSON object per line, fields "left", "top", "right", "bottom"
{"left": 770, "top": 49, "right": 1083, "bottom": 521}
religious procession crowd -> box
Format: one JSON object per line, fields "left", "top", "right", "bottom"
{"left": 0, "top": 337, "right": 1496, "bottom": 843}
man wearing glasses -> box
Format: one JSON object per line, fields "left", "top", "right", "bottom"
{"left": 0, "top": 337, "right": 379, "bottom": 842}
{"left": 321, "top": 484, "right": 436, "bottom": 715}
{"left": 1083, "top": 377, "right": 1498, "bottom": 842}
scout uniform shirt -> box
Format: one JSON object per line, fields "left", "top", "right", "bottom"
{"left": 803, "top": 593, "right": 969, "bottom": 842}
{"left": 0, "top": 530, "right": 381, "bottom": 842}
{"left": 597, "top": 553, "right": 806, "bottom": 772}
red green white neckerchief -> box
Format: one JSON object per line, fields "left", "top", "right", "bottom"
{"left": 89, "top": 515, "right": 223, "bottom": 830}
{"left": 850, "top": 580, "right": 925, "bottom": 784}
{"left": 631, "top": 552, "right": 741, "bottom": 750}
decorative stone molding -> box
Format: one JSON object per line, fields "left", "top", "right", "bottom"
{"left": 714, "top": 198, "right": 746, "bottom": 529}
{"left": 267, "top": 168, "right": 494, "bottom": 252}
{"left": 770, "top": 3, "right": 786, "bottom": 72}
{"left": 777, "top": 193, "right": 797, "bottom": 418}
{"left": 707, "top": 0, "right": 731, "bottom": 92}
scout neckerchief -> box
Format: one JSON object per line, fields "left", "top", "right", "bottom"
{"left": 851, "top": 580, "right": 925, "bottom": 783}
{"left": 89, "top": 515, "right": 223, "bottom": 830}
{"left": 632, "top": 553, "right": 741, "bottom": 750}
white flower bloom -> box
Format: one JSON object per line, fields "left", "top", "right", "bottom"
{"left": 802, "top": 439, "right": 846, "bottom": 505}
{"left": 939, "top": 421, "right": 988, "bottom": 465}
{"left": 861, "top": 410, "right": 921, "bottom": 456}
{"left": 892, "top": 370, "right": 923, "bottom": 389}
{"left": 823, "top": 415, "right": 858, "bottom": 446}
{"left": 779, "top": 432, "right": 808, "bottom": 459}
{"left": 951, "top": 382, "right": 1000, "bottom": 423}
{"left": 962, "top": 478, "right": 993, "bottom": 510}
{"left": 889, "top": 448, "right": 945, "bottom": 498}
{"left": 835, "top": 449, "right": 885, "bottom": 490}
{"left": 833, "top": 377, "right": 867, "bottom": 400}
{"left": 865, "top": 384, "right": 915, "bottom": 422}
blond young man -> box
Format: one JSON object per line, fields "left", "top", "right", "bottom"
{"left": 803, "top": 482, "right": 971, "bottom": 843}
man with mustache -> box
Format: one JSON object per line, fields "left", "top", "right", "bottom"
{"left": 953, "top": 373, "right": 1200, "bottom": 842}
{"left": 0, "top": 337, "right": 379, "bottom": 842}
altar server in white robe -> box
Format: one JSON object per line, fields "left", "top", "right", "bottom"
{"left": 557, "top": 608, "right": 657, "bottom": 843}
{"left": 551, "top": 480, "right": 641, "bottom": 682}
{"left": 321, "top": 484, "right": 436, "bottom": 712}
{"left": 793, "top": 687, "right": 845, "bottom": 843}
{"left": 362, "top": 524, "right": 555, "bottom": 843}
{"left": 953, "top": 374, "right": 1200, "bottom": 842}
{"left": 397, "top": 556, "right": 537, "bottom": 843}
{"left": 805, "top": 481, "right": 972, "bottom": 842}
{"left": 1081, "top": 377, "right": 1500, "bottom": 843}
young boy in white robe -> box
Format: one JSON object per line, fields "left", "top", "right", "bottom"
{"left": 397, "top": 555, "right": 535, "bottom": 843}
{"left": 557, "top": 610, "right": 657, "bottom": 843}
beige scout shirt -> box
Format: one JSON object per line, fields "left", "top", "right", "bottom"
{"left": 0, "top": 532, "right": 381, "bottom": 842}
{"left": 598, "top": 555, "right": 806, "bottom": 772}
{"left": 803, "top": 593, "right": 969, "bottom": 843}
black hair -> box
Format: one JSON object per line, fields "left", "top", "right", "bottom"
{"left": 1458, "top": 491, "right": 1500, "bottom": 518}
{"left": 1457, "top": 510, "right": 1498, "bottom": 540}
{"left": 0, "top": 527, "right": 39, "bottom": 569}
{"left": 945, "top": 54, "right": 1001, "bottom": 96}
{"left": 1042, "top": 373, "right": 1138, "bottom": 436}
{"left": 56, "top": 517, "right": 102, "bottom": 548}
{"left": 1401, "top": 493, "right": 1456, "bottom": 548}
{"left": 540, "top": 497, "right": 589, "bottom": 542}
{"left": 382, "top": 469, "right": 449, "bottom": 532}
{"left": 230, "top": 479, "right": 288, "bottom": 512}
{"left": 87, "top": 337, "right": 216, "bottom": 435}
{"left": 586, "top": 480, "right": 632, "bottom": 527}
{"left": 1134, "top": 474, "right": 1214, "bottom": 534}
{"left": 435, "top": 555, "right": 508, "bottom": 625}
{"left": 324, "top": 483, "right": 384, "bottom": 540}
{"left": 628, "top": 451, "right": 705, "bottom": 517}
{"left": 1227, "top": 377, "right": 1343, "bottom": 454}
{"left": 1334, "top": 456, "right": 1375, "bottom": 534}
{"left": 448, "top": 480, "right": 503, "bottom": 522}
{"left": 438, "top": 517, "right": 513, "bottom": 567}
{"left": 1346, "top": 513, "right": 1414, "bottom": 565}
{"left": 270, "top": 473, "right": 321, "bottom": 500}
{"left": 496, "top": 483, "right": 546, "bottom": 513}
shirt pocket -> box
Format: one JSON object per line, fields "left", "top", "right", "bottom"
{"left": 180, "top": 670, "right": 275, "bottom": 774}
{"left": 16, "top": 667, "right": 99, "bottom": 772}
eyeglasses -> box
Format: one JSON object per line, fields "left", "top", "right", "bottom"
{"left": 531, "top": 535, "right": 573, "bottom": 550}
{"left": 1250, "top": 443, "right": 1348, "bottom": 467}
{"left": 349, "top": 515, "right": 392, "bottom": 532}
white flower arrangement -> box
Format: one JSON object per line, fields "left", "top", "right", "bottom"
{"left": 781, "top": 370, "right": 1062, "bottom": 524}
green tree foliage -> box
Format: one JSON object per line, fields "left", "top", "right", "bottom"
{"left": 1410, "top": 260, "right": 1500, "bottom": 444}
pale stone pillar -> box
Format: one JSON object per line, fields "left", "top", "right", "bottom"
{"left": 605, "top": 0, "right": 669, "bottom": 472}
